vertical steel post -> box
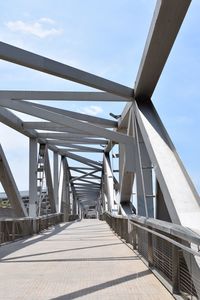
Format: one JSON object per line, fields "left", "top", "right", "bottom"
{"left": 53, "top": 151, "right": 59, "bottom": 212}
{"left": 148, "top": 231, "right": 154, "bottom": 268}
{"left": 29, "top": 138, "right": 37, "bottom": 218}
{"left": 127, "top": 220, "right": 133, "bottom": 244}
{"left": 133, "top": 224, "right": 137, "bottom": 250}
{"left": 61, "top": 158, "right": 71, "bottom": 222}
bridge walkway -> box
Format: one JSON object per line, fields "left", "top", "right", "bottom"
{"left": 0, "top": 219, "right": 173, "bottom": 300}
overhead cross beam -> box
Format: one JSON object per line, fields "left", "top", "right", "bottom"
{"left": 37, "top": 132, "right": 93, "bottom": 139}
{"left": 24, "top": 122, "right": 95, "bottom": 134}
{"left": 0, "top": 99, "right": 133, "bottom": 144}
{"left": 0, "top": 107, "right": 37, "bottom": 138}
{"left": 0, "top": 42, "right": 133, "bottom": 98}
{"left": 26, "top": 102, "right": 118, "bottom": 128}
{"left": 0, "top": 90, "right": 128, "bottom": 102}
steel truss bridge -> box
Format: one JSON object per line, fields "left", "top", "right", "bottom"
{"left": 0, "top": 1, "right": 200, "bottom": 299}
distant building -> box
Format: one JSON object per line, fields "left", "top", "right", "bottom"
{"left": 0, "top": 190, "right": 51, "bottom": 215}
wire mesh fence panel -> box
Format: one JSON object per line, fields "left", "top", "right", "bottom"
{"left": 138, "top": 228, "right": 148, "bottom": 260}
{"left": 152, "top": 235, "right": 173, "bottom": 282}
{"left": 103, "top": 212, "right": 200, "bottom": 299}
{"left": 179, "top": 251, "right": 199, "bottom": 299}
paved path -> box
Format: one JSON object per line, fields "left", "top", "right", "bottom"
{"left": 0, "top": 219, "right": 174, "bottom": 300}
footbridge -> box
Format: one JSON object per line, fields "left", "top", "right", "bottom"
{"left": 0, "top": 1, "right": 200, "bottom": 299}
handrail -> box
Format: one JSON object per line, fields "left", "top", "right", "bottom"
{"left": 0, "top": 213, "right": 63, "bottom": 221}
{"left": 0, "top": 213, "right": 65, "bottom": 244}
{"left": 129, "top": 215, "right": 200, "bottom": 246}
{"left": 104, "top": 212, "right": 200, "bottom": 247}
{"left": 103, "top": 212, "right": 200, "bottom": 298}
{"left": 129, "top": 220, "right": 200, "bottom": 257}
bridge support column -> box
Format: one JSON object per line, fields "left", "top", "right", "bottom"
{"left": 61, "top": 157, "right": 71, "bottom": 222}
{"left": 135, "top": 119, "right": 154, "bottom": 217}
{"left": 71, "top": 187, "right": 77, "bottom": 215}
{"left": 29, "top": 138, "right": 37, "bottom": 218}
{"left": 53, "top": 151, "right": 59, "bottom": 212}
{"left": 119, "top": 112, "right": 136, "bottom": 214}
{"left": 156, "top": 180, "right": 171, "bottom": 221}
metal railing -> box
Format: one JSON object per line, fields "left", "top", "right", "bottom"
{"left": 0, "top": 213, "right": 64, "bottom": 244}
{"left": 103, "top": 212, "right": 200, "bottom": 299}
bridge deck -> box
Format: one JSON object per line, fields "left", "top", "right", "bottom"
{"left": 0, "top": 219, "right": 173, "bottom": 300}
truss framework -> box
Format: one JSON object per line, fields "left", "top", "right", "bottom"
{"left": 0, "top": 0, "right": 198, "bottom": 222}
{"left": 0, "top": 1, "right": 199, "bottom": 294}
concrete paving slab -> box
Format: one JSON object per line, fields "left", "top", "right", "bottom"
{"left": 0, "top": 219, "right": 174, "bottom": 299}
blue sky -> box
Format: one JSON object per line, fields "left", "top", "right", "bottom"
{"left": 0, "top": 0, "right": 199, "bottom": 193}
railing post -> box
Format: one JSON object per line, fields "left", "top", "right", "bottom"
{"left": 121, "top": 218, "right": 124, "bottom": 238}
{"left": 126, "top": 219, "right": 129, "bottom": 242}
{"left": 123, "top": 218, "right": 126, "bottom": 241}
{"left": 148, "top": 231, "right": 153, "bottom": 268}
{"left": 117, "top": 218, "right": 120, "bottom": 236}
{"left": 172, "top": 245, "right": 180, "bottom": 294}
{"left": 133, "top": 224, "right": 137, "bottom": 250}
{"left": 119, "top": 218, "right": 122, "bottom": 237}
{"left": 127, "top": 220, "right": 133, "bottom": 244}
{"left": 12, "top": 221, "right": 15, "bottom": 241}
{"left": 114, "top": 217, "right": 116, "bottom": 231}
{"left": 112, "top": 216, "right": 114, "bottom": 231}
{"left": 123, "top": 218, "right": 128, "bottom": 241}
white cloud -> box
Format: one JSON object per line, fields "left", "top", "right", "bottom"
{"left": 5, "top": 19, "right": 63, "bottom": 38}
{"left": 39, "top": 17, "right": 56, "bottom": 25}
{"left": 78, "top": 105, "right": 103, "bottom": 116}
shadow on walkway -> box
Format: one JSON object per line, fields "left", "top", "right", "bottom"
{"left": 1, "top": 256, "right": 139, "bottom": 263}
{"left": 0, "top": 221, "right": 78, "bottom": 259}
{"left": 0, "top": 241, "right": 122, "bottom": 261}
{"left": 51, "top": 270, "right": 151, "bottom": 300}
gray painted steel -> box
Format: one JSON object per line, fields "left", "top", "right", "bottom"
{"left": 0, "top": 0, "right": 199, "bottom": 291}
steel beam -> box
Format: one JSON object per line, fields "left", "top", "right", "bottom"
{"left": 76, "top": 178, "right": 100, "bottom": 186}
{"left": 53, "top": 151, "right": 59, "bottom": 212}
{"left": 0, "top": 90, "right": 128, "bottom": 101}
{"left": 27, "top": 102, "right": 117, "bottom": 128}
{"left": 0, "top": 42, "right": 133, "bottom": 98}
{"left": 0, "top": 145, "right": 27, "bottom": 217}
{"left": 60, "top": 158, "right": 71, "bottom": 221}
{"left": 60, "top": 151, "right": 102, "bottom": 168}
{"left": 134, "top": 118, "right": 149, "bottom": 217}
{"left": 118, "top": 103, "right": 133, "bottom": 129}
{"left": 0, "top": 99, "right": 132, "bottom": 144}
{"left": 0, "top": 107, "right": 37, "bottom": 138}
{"left": 134, "top": 100, "right": 200, "bottom": 228}
{"left": 69, "top": 167, "right": 97, "bottom": 171}
{"left": 119, "top": 110, "right": 136, "bottom": 209}
{"left": 103, "top": 154, "right": 115, "bottom": 213}
{"left": 54, "top": 139, "right": 107, "bottom": 145}
{"left": 44, "top": 146, "right": 56, "bottom": 213}
{"left": 37, "top": 132, "right": 93, "bottom": 139}
{"left": 71, "top": 170, "right": 100, "bottom": 182}
{"left": 24, "top": 122, "right": 94, "bottom": 134}
{"left": 136, "top": 122, "right": 154, "bottom": 217}
{"left": 29, "top": 138, "right": 38, "bottom": 217}
{"left": 47, "top": 142, "right": 103, "bottom": 153}
{"left": 134, "top": 0, "right": 191, "bottom": 99}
